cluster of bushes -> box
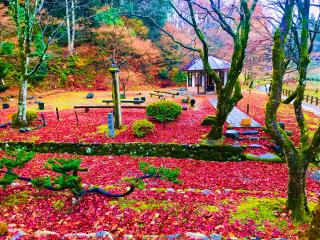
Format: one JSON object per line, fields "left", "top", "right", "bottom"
{"left": 131, "top": 101, "right": 182, "bottom": 138}
{"left": 146, "top": 100, "right": 182, "bottom": 122}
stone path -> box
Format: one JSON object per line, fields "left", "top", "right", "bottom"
{"left": 256, "top": 86, "right": 320, "bottom": 117}
{"left": 210, "top": 99, "right": 262, "bottom": 128}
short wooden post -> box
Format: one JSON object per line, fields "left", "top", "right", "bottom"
{"left": 74, "top": 111, "right": 79, "bottom": 126}
{"left": 109, "top": 65, "right": 122, "bottom": 129}
{"left": 306, "top": 95, "right": 309, "bottom": 102}
{"left": 40, "top": 113, "right": 46, "bottom": 127}
{"left": 316, "top": 97, "right": 319, "bottom": 106}
{"left": 311, "top": 96, "right": 314, "bottom": 104}
{"left": 56, "top": 107, "right": 60, "bottom": 121}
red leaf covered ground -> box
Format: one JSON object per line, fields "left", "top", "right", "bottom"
{"left": 237, "top": 91, "right": 320, "bottom": 145}
{"left": 0, "top": 98, "right": 213, "bottom": 144}
{"left": 0, "top": 153, "right": 319, "bottom": 239}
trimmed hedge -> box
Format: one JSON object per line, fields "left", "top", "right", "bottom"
{"left": 132, "top": 120, "right": 155, "bottom": 137}
{"left": 146, "top": 101, "right": 182, "bottom": 122}
{"left": 0, "top": 142, "right": 245, "bottom": 162}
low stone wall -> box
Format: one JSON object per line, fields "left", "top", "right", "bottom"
{"left": 0, "top": 141, "right": 244, "bottom": 162}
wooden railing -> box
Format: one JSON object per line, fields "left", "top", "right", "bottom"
{"left": 282, "top": 89, "right": 319, "bottom": 106}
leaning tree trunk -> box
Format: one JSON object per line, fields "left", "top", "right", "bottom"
{"left": 308, "top": 196, "right": 320, "bottom": 239}
{"left": 207, "top": 96, "right": 229, "bottom": 140}
{"left": 207, "top": 77, "right": 243, "bottom": 140}
{"left": 205, "top": 40, "right": 245, "bottom": 140}
{"left": 17, "top": 77, "right": 28, "bottom": 126}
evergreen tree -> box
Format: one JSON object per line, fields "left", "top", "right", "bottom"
{"left": 115, "top": 0, "right": 171, "bottom": 40}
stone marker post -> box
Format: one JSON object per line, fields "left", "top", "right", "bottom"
{"left": 107, "top": 112, "right": 115, "bottom": 138}
{"left": 109, "top": 64, "right": 122, "bottom": 129}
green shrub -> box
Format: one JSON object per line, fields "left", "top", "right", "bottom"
{"left": 171, "top": 67, "right": 187, "bottom": 84}
{"left": 146, "top": 101, "right": 182, "bottom": 122}
{"left": 201, "top": 115, "right": 215, "bottom": 126}
{"left": 94, "top": 7, "right": 123, "bottom": 26}
{"left": 158, "top": 68, "right": 169, "bottom": 80}
{"left": 0, "top": 41, "right": 14, "bottom": 55}
{"left": 11, "top": 111, "right": 38, "bottom": 128}
{"left": 0, "top": 85, "right": 8, "bottom": 93}
{"left": 132, "top": 120, "right": 155, "bottom": 137}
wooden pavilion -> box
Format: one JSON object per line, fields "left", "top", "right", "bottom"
{"left": 182, "top": 55, "right": 231, "bottom": 94}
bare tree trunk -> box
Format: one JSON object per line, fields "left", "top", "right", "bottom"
{"left": 17, "top": 77, "right": 28, "bottom": 125}
{"left": 70, "top": 0, "right": 75, "bottom": 54}
{"left": 65, "top": 0, "right": 73, "bottom": 56}
{"left": 309, "top": 197, "right": 320, "bottom": 239}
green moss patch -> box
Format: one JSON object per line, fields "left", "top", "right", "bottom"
{"left": 201, "top": 115, "right": 215, "bottom": 126}
{"left": 231, "top": 197, "right": 287, "bottom": 229}
{"left": 244, "top": 153, "right": 283, "bottom": 163}
{"left": 96, "top": 125, "right": 128, "bottom": 138}
{"left": 204, "top": 205, "right": 219, "bottom": 212}
{"left": 109, "top": 199, "right": 174, "bottom": 212}
{"left": 0, "top": 191, "right": 31, "bottom": 206}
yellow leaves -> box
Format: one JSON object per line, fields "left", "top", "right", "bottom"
{"left": 75, "top": 58, "right": 88, "bottom": 69}
{"left": 0, "top": 222, "right": 8, "bottom": 236}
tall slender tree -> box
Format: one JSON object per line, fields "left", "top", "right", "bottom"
{"left": 10, "top": 0, "right": 57, "bottom": 126}
{"left": 265, "top": 0, "right": 320, "bottom": 221}
{"left": 44, "top": 0, "right": 105, "bottom": 56}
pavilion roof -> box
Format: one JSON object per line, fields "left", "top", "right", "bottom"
{"left": 182, "top": 55, "right": 231, "bottom": 71}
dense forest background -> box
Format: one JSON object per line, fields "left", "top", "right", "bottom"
{"left": 1, "top": 0, "right": 320, "bottom": 93}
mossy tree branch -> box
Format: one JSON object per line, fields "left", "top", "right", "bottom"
{"left": 170, "top": 0, "right": 258, "bottom": 140}
{"left": 266, "top": 0, "right": 320, "bottom": 221}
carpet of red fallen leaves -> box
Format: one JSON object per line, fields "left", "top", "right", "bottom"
{"left": 0, "top": 98, "right": 213, "bottom": 144}
{"left": 237, "top": 91, "right": 320, "bottom": 145}
{"left": 0, "top": 153, "right": 319, "bottom": 239}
